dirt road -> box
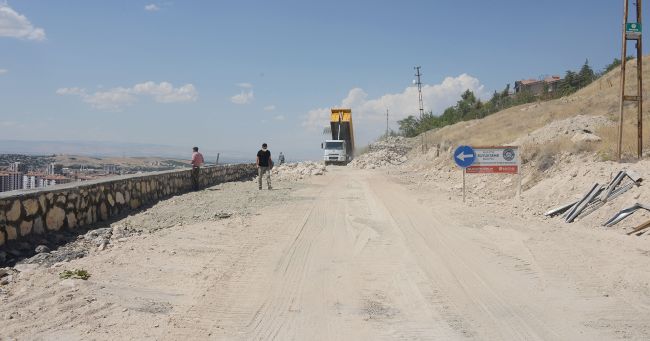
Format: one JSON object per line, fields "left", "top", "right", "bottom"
{"left": 2, "top": 168, "right": 650, "bottom": 340}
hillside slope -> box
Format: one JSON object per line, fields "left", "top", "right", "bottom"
{"left": 420, "top": 56, "right": 650, "bottom": 160}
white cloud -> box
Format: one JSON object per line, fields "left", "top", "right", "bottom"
{"left": 303, "top": 108, "right": 331, "bottom": 131}
{"left": 231, "top": 91, "right": 254, "bottom": 104}
{"left": 57, "top": 81, "right": 198, "bottom": 111}
{"left": 264, "top": 105, "right": 276, "bottom": 111}
{"left": 0, "top": 68, "right": 7, "bottom": 75}
{"left": 302, "top": 73, "right": 487, "bottom": 130}
{"left": 0, "top": 3, "right": 45, "bottom": 41}
{"left": 274, "top": 115, "right": 285, "bottom": 121}
{"left": 56, "top": 87, "right": 86, "bottom": 96}
{"left": 231, "top": 83, "right": 254, "bottom": 104}
{"left": 144, "top": 4, "right": 160, "bottom": 11}
{"left": 85, "top": 87, "right": 136, "bottom": 111}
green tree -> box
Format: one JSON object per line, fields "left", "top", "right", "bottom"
{"left": 578, "top": 59, "right": 595, "bottom": 88}
{"left": 602, "top": 56, "right": 635, "bottom": 75}
{"left": 559, "top": 70, "right": 578, "bottom": 95}
{"left": 397, "top": 115, "right": 418, "bottom": 137}
{"left": 603, "top": 58, "right": 622, "bottom": 74}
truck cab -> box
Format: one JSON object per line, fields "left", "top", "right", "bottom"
{"left": 322, "top": 108, "right": 354, "bottom": 166}
{"left": 322, "top": 139, "right": 349, "bottom": 165}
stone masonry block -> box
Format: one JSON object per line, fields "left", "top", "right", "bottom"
{"left": 46, "top": 207, "right": 65, "bottom": 231}
{"left": 6, "top": 225, "right": 17, "bottom": 240}
{"left": 67, "top": 212, "right": 77, "bottom": 228}
{"left": 33, "top": 217, "right": 44, "bottom": 234}
{"left": 23, "top": 198, "right": 39, "bottom": 216}
{"left": 6, "top": 200, "right": 21, "bottom": 222}
{"left": 38, "top": 194, "right": 47, "bottom": 212}
{"left": 20, "top": 220, "right": 33, "bottom": 236}
{"left": 100, "top": 202, "right": 108, "bottom": 221}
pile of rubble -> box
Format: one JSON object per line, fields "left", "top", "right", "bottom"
{"left": 349, "top": 136, "right": 412, "bottom": 169}
{"left": 271, "top": 161, "right": 326, "bottom": 181}
{"left": 511, "top": 114, "right": 612, "bottom": 147}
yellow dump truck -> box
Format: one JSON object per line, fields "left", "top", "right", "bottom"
{"left": 322, "top": 108, "right": 355, "bottom": 165}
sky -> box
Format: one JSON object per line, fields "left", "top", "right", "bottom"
{"left": 0, "top": 0, "right": 645, "bottom": 161}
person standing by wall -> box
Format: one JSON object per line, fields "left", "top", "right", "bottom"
{"left": 191, "top": 146, "right": 204, "bottom": 191}
{"left": 278, "top": 152, "right": 285, "bottom": 165}
{"left": 256, "top": 143, "right": 272, "bottom": 190}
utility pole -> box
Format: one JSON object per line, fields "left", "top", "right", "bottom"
{"left": 414, "top": 66, "right": 425, "bottom": 152}
{"left": 618, "top": 0, "right": 643, "bottom": 160}
{"left": 414, "top": 66, "right": 424, "bottom": 119}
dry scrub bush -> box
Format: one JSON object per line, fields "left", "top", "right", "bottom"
{"left": 595, "top": 115, "right": 650, "bottom": 161}
{"left": 522, "top": 137, "right": 597, "bottom": 173}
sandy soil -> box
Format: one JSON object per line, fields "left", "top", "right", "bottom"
{"left": 2, "top": 167, "right": 650, "bottom": 340}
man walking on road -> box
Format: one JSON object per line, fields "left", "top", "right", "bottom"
{"left": 257, "top": 143, "right": 272, "bottom": 190}
{"left": 191, "top": 146, "right": 204, "bottom": 191}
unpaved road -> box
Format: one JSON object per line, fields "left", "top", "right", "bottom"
{"left": 2, "top": 168, "right": 650, "bottom": 340}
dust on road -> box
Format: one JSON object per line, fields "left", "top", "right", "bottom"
{"left": 2, "top": 167, "right": 650, "bottom": 340}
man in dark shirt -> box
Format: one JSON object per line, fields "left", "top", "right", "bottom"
{"left": 256, "top": 143, "right": 272, "bottom": 190}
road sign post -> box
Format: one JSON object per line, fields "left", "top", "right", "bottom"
{"left": 454, "top": 146, "right": 521, "bottom": 201}
{"left": 463, "top": 168, "right": 466, "bottom": 203}
{"left": 453, "top": 146, "right": 476, "bottom": 203}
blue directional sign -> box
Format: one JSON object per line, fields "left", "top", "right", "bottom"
{"left": 454, "top": 145, "right": 476, "bottom": 168}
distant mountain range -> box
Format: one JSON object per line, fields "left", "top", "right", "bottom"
{"left": 0, "top": 140, "right": 252, "bottom": 164}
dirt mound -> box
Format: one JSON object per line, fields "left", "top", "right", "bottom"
{"left": 271, "top": 161, "right": 326, "bottom": 181}
{"left": 511, "top": 115, "right": 613, "bottom": 147}
{"left": 349, "top": 136, "right": 413, "bottom": 169}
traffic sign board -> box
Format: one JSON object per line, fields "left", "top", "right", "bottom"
{"left": 454, "top": 145, "right": 476, "bottom": 168}
{"left": 626, "top": 22, "right": 642, "bottom": 33}
{"left": 466, "top": 146, "right": 519, "bottom": 174}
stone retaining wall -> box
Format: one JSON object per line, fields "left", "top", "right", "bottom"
{"left": 0, "top": 164, "right": 257, "bottom": 249}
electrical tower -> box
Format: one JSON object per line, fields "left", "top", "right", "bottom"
{"left": 618, "top": 0, "right": 644, "bottom": 160}
{"left": 414, "top": 66, "right": 424, "bottom": 119}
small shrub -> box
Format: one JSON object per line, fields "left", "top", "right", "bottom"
{"left": 537, "top": 154, "right": 555, "bottom": 172}
{"left": 59, "top": 269, "right": 91, "bottom": 280}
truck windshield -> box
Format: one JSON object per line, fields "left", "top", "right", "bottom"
{"left": 325, "top": 142, "right": 344, "bottom": 150}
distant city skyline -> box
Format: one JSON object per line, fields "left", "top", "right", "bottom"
{"left": 0, "top": 1, "right": 644, "bottom": 160}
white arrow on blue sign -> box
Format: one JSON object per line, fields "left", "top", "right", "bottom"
{"left": 454, "top": 145, "right": 476, "bottom": 168}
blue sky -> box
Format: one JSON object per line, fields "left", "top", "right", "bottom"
{"left": 0, "top": 0, "right": 644, "bottom": 160}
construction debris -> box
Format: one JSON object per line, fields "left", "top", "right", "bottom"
{"left": 271, "top": 161, "right": 326, "bottom": 181}
{"left": 603, "top": 203, "right": 650, "bottom": 227}
{"left": 564, "top": 183, "right": 602, "bottom": 223}
{"left": 349, "top": 136, "right": 412, "bottom": 169}
{"left": 627, "top": 219, "right": 650, "bottom": 236}
{"left": 544, "top": 170, "right": 642, "bottom": 223}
